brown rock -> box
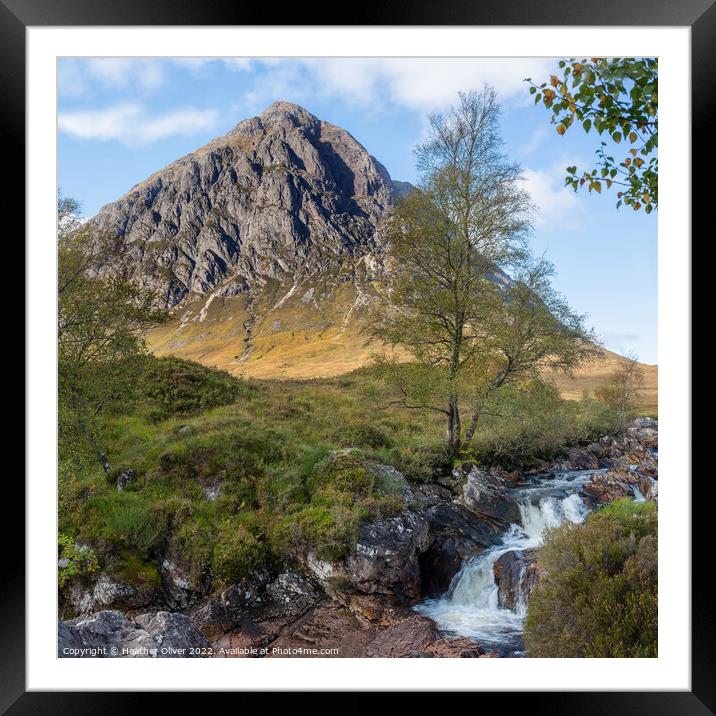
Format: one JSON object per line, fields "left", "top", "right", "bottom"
{"left": 580, "top": 469, "right": 637, "bottom": 506}
{"left": 493, "top": 550, "right": 538, "bottom": 610}
{"left": 363, "top": 615, "right": 439, "bottom": 657}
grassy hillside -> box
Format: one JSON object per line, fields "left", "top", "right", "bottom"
{"left": 147, "top": 276, "right": 657, "bottom": 415}
{"left": 545, "top": 348, "right": 657, "bottom": 416}
{"left": 59, "top": 357, "right": 628, "bottom": 607}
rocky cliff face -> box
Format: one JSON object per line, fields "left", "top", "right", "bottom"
{"left": 93, "top": 101, "right": 403, "bottom": 309}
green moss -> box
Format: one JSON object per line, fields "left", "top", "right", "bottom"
{"left": 113, "top": 550, "right": 162, "bottom": 590}
{"left": 336, "top": 424, "right": 394, "bottom": 450}
{"left": 389, "top": 442, "right": 454, "bottom": 483}
{"left": 211, "top": 524, "right": 266, "bottom": 585}
{"left": 79, "top": 491, "right": 168, "bottom": 555}
{"left": 58, "top": 533, "right": 99, "bottom": 589}
{"left": 308, "top": 450, "right": 374, "bottom": 498}
{"left": 269, "top": 502, "right": 360, "bottom": 562}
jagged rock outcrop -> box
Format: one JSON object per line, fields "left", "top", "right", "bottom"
{"left": 343, "top": 511, "right": 432, "bottom": 603}
{"left": 580, "top": 470, "right": 637, "bottom": 505}
{"left": 368, "top": 463, "right": 416, "bottom": 506}
{"left": 363, "top": 615, "right": 491, "bottom": 658}
{"left": 458, "top": 465, "right": 521, "bottom": 526}
{"left": 58, "top": 610, "right": 208, "bottom": 658}
{"left": 67, "top": 574, "right": 156, "bottom": 616}
{"left": 191, "top": 571, "right": 320, "bottom": 642}
{"left": 92, "top": 101, "right": 406, "bottom": 309}
{"left": 418, "top": 502, "right": 505, "bottom": 597}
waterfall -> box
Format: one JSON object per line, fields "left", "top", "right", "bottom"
{"left": 518, "top": 493, "right": 588, "bottom": 543}
{"left": 414, "top": 470, "right": 597, "bottom": 655}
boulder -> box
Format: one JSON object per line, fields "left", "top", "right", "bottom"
{"left": 68, "top": 574, "right": 155, "bottom": 616}
{"left": 459, "top": 466, "right": 521, "bottom": 525}
{"left": 116, "top": 468, "right": 137, "bottom": 491}
{"left": 266, "top": 571, "right": 320, "bottom": 605}
{"left": 436, "top": 469, "right": 467, "bottom": 495}
{"left": 368, "top": 464, "right": 415, "bottom": 505}
{"left": 363, "top": 615, "right": 487, "bottom": 658}
{"left": 418, "top": 502, "right": 505, "bottom": 598}
{"left": 190, "top": 597, "right": 236, "bottom": 641}
{"left": 343, "top": 511, "right": 431, "bottom": 603}
{"left": 552, "top": 447, "right": 600, "bottom": 471}
{"left": 414, "top": 482, "right": 455, "bottom": 508}
{"left": 635, "top": 454, "right": 658, "bottom": 479}
{"left": 58, "top": 610, "right": 209, "bottom": 658}
{"left": 565, "top": 447, "right": 600, "bottom": 470}
{"left": 159, "top": 558, "right": 200, "bottom": 609}
{"left": 191, "top": 570, "right": 317, "bottom": 641}
{"left": 493, "top": 549, "right": 538, "bottom": 611}
{"left": 363, "top": 615, "right": 439, "bottom": 657}
{"left": 421, "top": 637, "right": 486, "bottom": 658}
{"left": 580, "top": 470, "right": 637, "bottom": 506}
{"left": 630, "top": 417, "right": 657, "bottom": 430}
{"left": 638, "top": 474, "right": 658, "bottom": 501}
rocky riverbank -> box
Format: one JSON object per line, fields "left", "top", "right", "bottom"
{"left": 58, "top": 418, "right": 658, "bottom": 658}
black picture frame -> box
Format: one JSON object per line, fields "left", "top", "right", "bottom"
{"left": 7, "top": 1, "right": 703, "bottom": 711}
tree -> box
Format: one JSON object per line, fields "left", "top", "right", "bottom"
{"left": 58, "top": 195, "right": 168, "bottom": 473}
{"left": 372, "top": 89, "right": 596, "bottom": 456}
{"left": 526, "top": 58, "right": 658, "bottom": 212}
{"left": 594, "top": 351, "right": 645, "bottom": 429}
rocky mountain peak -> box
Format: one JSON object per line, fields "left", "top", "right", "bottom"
{"left": 257, "top": 100, "right": 320, "bottom": 129}
{"left": 92, "top": 101, "right": 410, "bottom": 308}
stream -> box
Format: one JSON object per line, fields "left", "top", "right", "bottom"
{"left": 414, "top": 469, "right": 605, "bottom": 657}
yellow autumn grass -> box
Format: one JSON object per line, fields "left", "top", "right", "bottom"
{"left": 147, "top": 282, "right": 657, "bottom": 415}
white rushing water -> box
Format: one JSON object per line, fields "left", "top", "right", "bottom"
{"left": 415, "top": 470, "right": 600, "bottom": 656}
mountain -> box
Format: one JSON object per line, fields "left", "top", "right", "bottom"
{"left": 92, "top": 101, "right": 656, "bottom": 412}
{"left": 93, "top": 101, "right": 401, "bottom": 308}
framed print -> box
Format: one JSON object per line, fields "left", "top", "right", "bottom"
{"left": 9, "top": 0, "right": 706, "bottom": 710}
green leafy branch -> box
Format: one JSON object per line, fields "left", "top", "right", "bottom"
{"left": 526, "top": 57, "right": 658, "bottom": 213}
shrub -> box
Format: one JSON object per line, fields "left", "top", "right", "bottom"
{"left": 576, "top": 394, "right": 622, "bottom": 441}
{"left": 58, "top": 533, "right": 99, "bottom": 588}
{"left": 80, "top": 492, "right": 168, "bottom": 555}
{"left": 269, "top": 502, "right": 360, "bottom": 562}
{"left": 141, "top": 357, "right": 245, "bottom": 419}
{"left": 307, "top": 450, "right": 374, "bottom": 498}
{"left": 111, "top": 550, "right": 161, "bottom": 590}
{"left": 390, "top": 443, "right": 454, "bottom": 483}
{"left": 156, "top": 426, "right": 284, "bottom": 500}
{"left": 211, "top": 524, "right": 266, "bottom": 585}
{"left": 357, "top": 494, "right": 407, "bottom": 521}
{"left": 524, "top": 499, "right": 657, "bottom": 657}
{"left": 337, "top": 424, "right": 394, "bottom": 449}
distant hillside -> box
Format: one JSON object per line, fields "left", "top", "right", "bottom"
{"left": 545, "top": 347, "right": 657, "bottom": 415}
{"left": 147, "top": 280, "right": 656, "bottom": 413}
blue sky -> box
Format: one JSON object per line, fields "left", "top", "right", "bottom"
{"left": 57, "top": 58, "right": 657, "bottom": 364}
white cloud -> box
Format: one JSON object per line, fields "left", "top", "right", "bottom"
{"left": 374, "top": 58, "right": 553, "bottom": 111}
{"left": 237, "top": 58, "right": 554, "bottom": 115}
{"left": 60, "top": 56, "right": 555, "bottom": 116}
{"left": 58, "top": 103, "right": 219, "bottom": 146}
{"left": 59, "top": 59, "right": 165, "bottom": 96}
{"left": 173, "top": 58, "right": 254, "bottom": 73}
{"left": 522, "top": 162, "right": 584, "bottom": 228}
